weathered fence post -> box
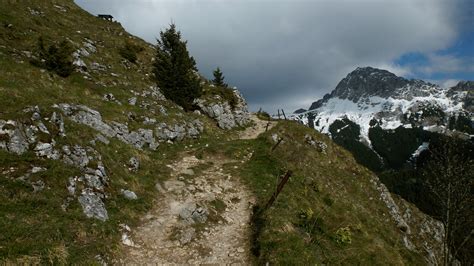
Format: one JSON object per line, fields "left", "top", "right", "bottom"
{"left": 277, "top": 109, "right": 281, "bottom": 119}
{"left": 263, "top": 170, "right": 293, "bottom": 210}
{"left": 271, "top": 137, "right": 283, "bottom": 152}
{"left": 281, "top": 109, "right": 287, "bottom": 120}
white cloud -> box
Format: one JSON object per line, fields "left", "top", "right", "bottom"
{"left": 75, "top": 0, "right": 465, "bottom": 111}
{"left": 427, "top": 79, "right": 460, "bottom": 88}
{"left": 418, "top": 53, "right": 474, "bottom": 74}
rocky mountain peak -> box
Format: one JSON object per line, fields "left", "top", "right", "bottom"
{"left": 331, "top": 66, "right": 410, "bottom": 102}
{"left": 451, "top": 81, "right": 474, "bottom": 91}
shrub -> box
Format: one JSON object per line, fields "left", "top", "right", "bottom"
{"left": 119, "top": 41, "right": 143, "bottom": 63}
{"left": 256, "top": 110, "right": 271, "bottom": 121}
{"left": 207, "top": 85, "right": 239, "bottom": 109}
{"left": 30, "top": 37, "right": 74, "bottom": 77}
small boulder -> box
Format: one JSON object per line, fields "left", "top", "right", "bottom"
{"left": 128, "top": 157, "right": 139, "bottom": 172}
{"left": 31, "top": 180, "right": 45, "bottom": 192}
{"left": 78, "top": 190, "right": 108, "bottom": 221}
{"left": 128, "top": 97, "right": 137, "bottom": 106}
{"left": 121, "top": 189, "right": 138, "bottom": 200}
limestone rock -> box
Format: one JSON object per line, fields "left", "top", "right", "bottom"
{"left": 195, "top": 89, "right": 250, "bottom": 129}
{"left": 304, "top": 134, "right": 327, "bottom": 154}
{"left": 179, "top": 202, "right": 208, "bottom": 224}
{"left": 103, "top": 93, "right": 116, "bottom": 102}
{"left": 84, "top": 173, "right": 104, "bottom": 190}
{"left": 121, "top": 189, "right": 138, "bottom": 200}
{"left": 128, "top": 157, "right": 139, "bottom": 172}
{"left": 31, "top": 180, "right": 45, "bottom": 192}
{"left": 67, "top": 177, "right": 77, "bottom": 195}
{"left": 128, "top": 97, "right": 137, "bottom": 106}
{"left": 34, "top": 142, "right": 60, "bottom": 160}
{"left": 50, "top": 112, "right": 66, "bottom": 137}
{"left": 78, "top": 190, "right": 108, "bottom": 221}
{"left": 7, "top": 127, "right": 29, "bottom": 155}
{"left": 62, "top": 145, "right": 89, "bottom": 168}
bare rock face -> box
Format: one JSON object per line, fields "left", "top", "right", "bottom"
{"left": 56, "top": 103, "right": 203, "bottom": 149}
{"left": 154, "top": 120, "right": 203, "bottom": 142}
{"left": 195, "top": 89, "right": 250, "bottom": 129}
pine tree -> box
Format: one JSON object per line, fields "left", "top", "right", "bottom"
{"left": 30, "top": 37, "right": 74, "bottom": 77}
{"left": 153, "top": 24, "right": 202, "bottom": 111}
{"left": 213, "top": 67, "right": 227, "bottom": 87}
{"left": 48, "top": 40, "right": 74, "bottom": 77}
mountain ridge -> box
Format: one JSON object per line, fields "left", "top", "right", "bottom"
{"left": 309, "top": 66, "right": 470, "bottom": 111}
{"left": 295, "top": 67, "right": 472, "bottom": 145}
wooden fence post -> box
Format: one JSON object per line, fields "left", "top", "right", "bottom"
{"left": 271, "top": 138, "right": 283, "bottom": 152}
{"left": 263, "top": 170, "right": 293, "bottom": 210}
{"left": 281, "top": 109, "right": 287, "bottom": 120}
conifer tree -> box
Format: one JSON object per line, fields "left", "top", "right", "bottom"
{"left": 153, "top": 24, "right": 202, "bottom": 111}
{"left": 31, "top": 37, "right": 74, "bottom": 77}
{"left": 212, "top": 67, "right": 227, "bottom": 87}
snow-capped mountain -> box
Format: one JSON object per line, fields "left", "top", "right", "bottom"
{"left": 291, "top": 67, "right": 473, "bottom": 170}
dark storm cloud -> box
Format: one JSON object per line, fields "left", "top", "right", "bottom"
{"left": 75, "top": 0, "right": 465, "bottom": 113}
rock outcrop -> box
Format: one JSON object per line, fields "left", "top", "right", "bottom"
{"left": 55, "top": 103, "right": 204, "bottom": 148}
{"left": 195, "top": 89, "right": 250, "bottom": 129}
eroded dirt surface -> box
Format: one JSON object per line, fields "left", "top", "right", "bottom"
{"left": 238, "top": 114, "right": 276, "bottom": 140}
{"left": 119, "top": 115, "right": 272, "bottom": 265}
{"left": 119, "top": 154, "right": 255, "bottom": 265}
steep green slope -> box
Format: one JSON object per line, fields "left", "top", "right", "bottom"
{"left": 1, "top": 0, "right": 186, "bottom": 122}
{"left": 198, "top": 121, "right": 442, "bottom": 265}
{"left": 0, "top": 0, "right": 226, "bottom": 263}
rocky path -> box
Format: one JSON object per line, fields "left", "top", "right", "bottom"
{"left": 119, "top": 114, "right": 272, "bottom": 265}
{"left": 239, "top": 114, "right": 276, "bottom": 140}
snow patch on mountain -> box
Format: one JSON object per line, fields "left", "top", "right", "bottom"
{"left": 291, "top": 83, "right": 469, "bottom": 146}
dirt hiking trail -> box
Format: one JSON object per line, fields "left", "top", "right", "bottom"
{"left": 118, "top": 115, "right": 275, "bottom": 264}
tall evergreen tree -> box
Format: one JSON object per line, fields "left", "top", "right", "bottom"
{"left": 153, "top": 24, "right": 202, "bottom": 111}
{"left": 212, "top": 67, "right": 227, "bottom": 87}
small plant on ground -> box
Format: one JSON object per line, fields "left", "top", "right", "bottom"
{"left": 334, "top": 226, "right": 352, "bottom": 245}
{"left": 297, "top": 207, "right": 326, "bottom": 244}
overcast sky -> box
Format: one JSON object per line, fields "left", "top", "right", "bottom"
{"left": 74, "top": 0, "right": 474, "bottom": 113}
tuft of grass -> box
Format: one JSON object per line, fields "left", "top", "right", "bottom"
{"left": 210, "top": 198, "right": 227, "bottom": 213}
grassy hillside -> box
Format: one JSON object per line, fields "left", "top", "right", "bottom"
{"left": 0, "top": 0, "right": 224, "bottom": 263}
{"left": 0, "top": 0, "right": 439, "bottom": 264}
{"left": 198, "top": 121, "right": 428, "bottom": 264}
